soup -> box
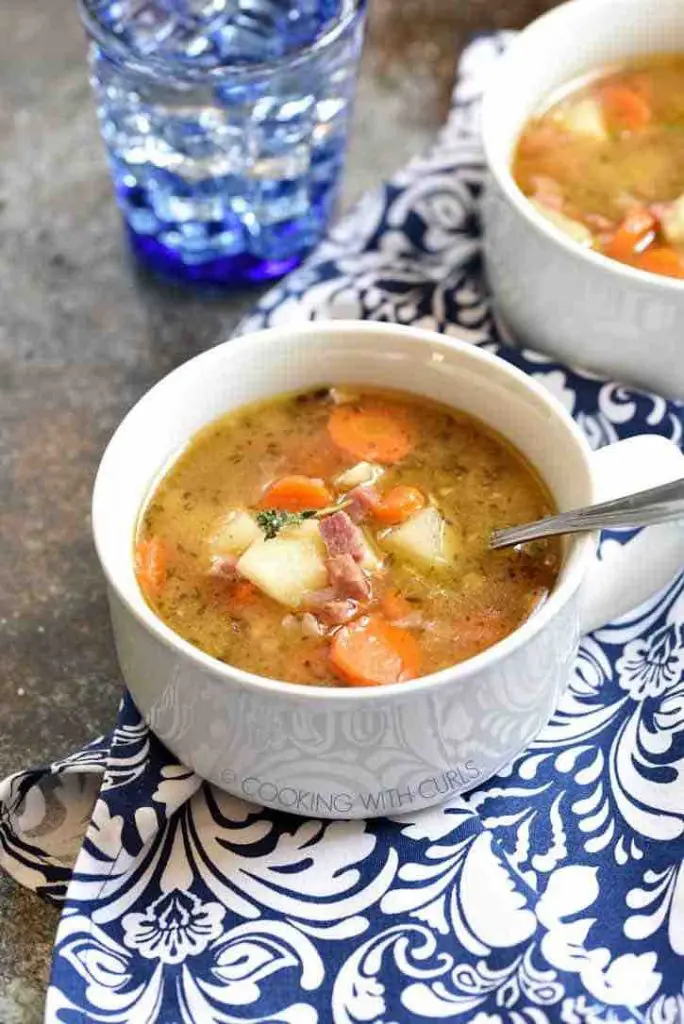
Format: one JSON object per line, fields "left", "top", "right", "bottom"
{"left": 136, "top": 387, "right": 560, "bottom": 687}
{"left": 513, "top": 55, "right": 684, "bottom": 279}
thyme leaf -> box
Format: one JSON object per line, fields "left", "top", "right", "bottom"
{"left": 255, "top": 499, "right": 352, "bottom": 540}
{"left": 256, "top": 508, "right": 317, "bottom": 540}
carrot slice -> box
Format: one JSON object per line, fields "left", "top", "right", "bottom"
{"left": 603, "top": 205, "right": 657, "bottom": 263}
{"left": 634, "top": 246, "right": 684, "bottom": 280}
{"left": 259, "top": 475, "right": 332, "bottom": 512}
{"left": 228, "top": 580, "right": 257, "bottom": 605}
{"left": 380, "top": 590, "right": 414, "bottom": 621}
{"left": 330, "top": 615, "right": 421, "bottom": 687}
{"left": 327, "top": 403, "right": 414, "bottom": 465}
{"left": 372, "top": 485, "right": 426, "bottom": 525}
{"left": 602, "top": 84, "right": 651, "bottom": 133}
{"left": 135, "top": 536, "right": 168, "bottom": 600}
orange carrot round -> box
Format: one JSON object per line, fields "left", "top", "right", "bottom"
{"left": 602, "top": 84, "right": 652, "bottom": 133}
{"left": 330, "top": 615, "right": 420, "bottom": 687}
{"left": 229, "top": 580, "right": 258, "bottom": 605}
{"left": 135, "top": 536, "right": 168, "bottom": 600}
{"left": 259, "top": 475, "right": 332, "bottom": 512}
{"left": 327, "top": 403, "right": 414, "bottom": 465}
{"left": 372, "top": 485, "right": 426, "bottom": 524}
{"left": 380, "top": 590, "right": 414, "bottom": 621}
{"left": 634, "top": 246, "right": 684, "bottom": 280}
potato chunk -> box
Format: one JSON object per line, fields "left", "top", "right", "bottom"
{"left": 237, "top": 520, "right": 328, "bottom": 608}
{"left": 530, "top": 200, "right": 593, "bottom": 247}
{"left": 357, "top": 529, "right": 384, "bottom": 572}
{"left": 210, "top": 509, "right": 262, "bottom": 557}
{"left": 334, "top": 462, "right": 384, "bottom": 491}
{"left": 553, "top": 97, "right": 607, "bottom": 141}
{"left": 382, "top": 506, "right": 461, "bottom": 569}
{"left": 659, "top": 194, "right": 684, "bottom": 245}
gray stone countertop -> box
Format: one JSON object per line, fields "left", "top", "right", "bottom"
{"left": 0, "top": 0, "right": 558, "bottom": 1018}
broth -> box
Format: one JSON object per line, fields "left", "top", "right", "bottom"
{"left": 136, "top": 387, "right": 560, "bottom": 687}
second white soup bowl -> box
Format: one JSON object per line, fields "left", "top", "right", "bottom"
{"left": 92, "top": 322, "right": 684, "bottom": 818}
{"left": 482, "top": 0, "right": 684, "bottom": 399}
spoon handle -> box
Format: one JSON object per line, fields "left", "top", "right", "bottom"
{"left": 490, "top": 477, "right": 684, "bottom": 550}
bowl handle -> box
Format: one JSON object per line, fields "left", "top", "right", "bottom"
{"left": 580, "top": 435, "right": 684, "bottom": 634}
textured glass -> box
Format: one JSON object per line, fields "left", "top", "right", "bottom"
{"left": 80, "top": 0, "right": 366, "bottom": 283}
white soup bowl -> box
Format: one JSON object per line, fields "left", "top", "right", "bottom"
{"left": 482, "top": 0, "right": 684, "bottom": 399}
{"left": 92, "top": 321, "right": 684, "bottom": 818}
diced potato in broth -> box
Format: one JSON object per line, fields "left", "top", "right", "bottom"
{"left": 236, "top": 520, "right": 328, "bottom": 608}
{"left": 382, "top": 506, "right": 461, "bottom": 569}
{"left": 136, "top": 386, "right": 560, "bottom": 687}
{"left": 210, "top": 509, "right": 262, "bottom": 558}
{"left": 552, "top": 96, "right": 608, "bottom": 141}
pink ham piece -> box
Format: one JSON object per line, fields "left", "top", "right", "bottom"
{"left": 304, "top": 589, "right": 358, "bottom": 625}
{"left": 346, "top": 485, "right": 378, "bottom": 523}
{"left": 209, "top": 554, "right": 240, "bottom": 580}
{"left": 327, "top": 554, "right": 370, "bottom": 600}
{"left": 650, "top": 202, "right": 671, "bottom": 222}
{"left": 530, "top": 175, "right": 564, "bottom": 212}
{"left": 281, "top": 612, "right": 326, "bottom": 637}
{"left": 319, "top": 511, "right": 365, "bottom": 560}
{"left": 320, "top": 599, "right": 359, "bottom": 625}
{"left": 305, "top": 511, "right": 374, "bottom": 617}
{"left": 304, "top": 586, "right": 337, "bottom": 607}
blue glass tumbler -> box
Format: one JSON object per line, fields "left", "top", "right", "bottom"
{"left": 78, "top": 0, "right": 367, "bottom": 284}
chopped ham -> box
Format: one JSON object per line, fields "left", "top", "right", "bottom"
{"left": 304, "top": 588, "right": 358, "bottom": 625}
{"left": 346, "top": 485, "right": 378, "bottom": 523}
{"left": 209, "top": 554, "right": 240, "bottom": 580}
{"left": 319, "top": 599, "right": 359, "bottom": 625}
{"left": 584, "top": 212, "right": 614, "bottom": 232}
{"left": 304, "top": 586, "right": 337, "bottom": 607}
{"left": 319, "top": 511, "right": 365, "bottom": 561}
{"left": 282, "top": 612, "right": 325, "bottom": 636}
{"left": 327, "top": 554, "right": 370, "bottom": 600}
{"left": 650, "top": 201, "right": 670, "bottom": 221}
{"left": 530, "top": 175, "right": 564, "bottom": 212}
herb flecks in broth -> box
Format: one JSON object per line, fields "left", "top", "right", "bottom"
{"left": 513, "top": 55, "right": 684, "bottom": 279}
{"left": 136, "top": 387, "right": 560, "bottom": 687}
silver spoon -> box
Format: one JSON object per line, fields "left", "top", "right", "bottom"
{"left": 490, "top": 477, "right": 684, "bottom": 550}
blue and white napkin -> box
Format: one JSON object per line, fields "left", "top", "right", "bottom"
{"left": 2, "top": 35, "right": 684, "bottom": 1024}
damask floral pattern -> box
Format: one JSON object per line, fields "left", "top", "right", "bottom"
{"left": 1, "top": 34, "right": 684, "bottom": 1024}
